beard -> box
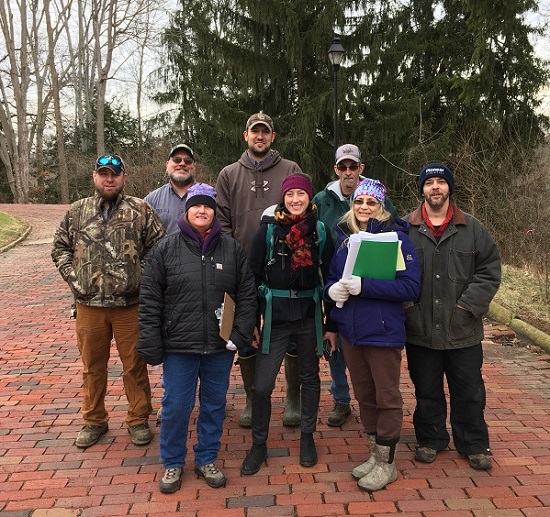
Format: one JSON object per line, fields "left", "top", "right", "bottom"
{"left": 425, "top": 190, "right": 449, "bottom": 210}
{"left": 96, "top": 184, "right": 123, "bottom": 201}
{"left": 169, "top": 171, "right": 194, "bottom": 187}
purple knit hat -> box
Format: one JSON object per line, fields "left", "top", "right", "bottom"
{"left": 281, "top": 174, "right": 313, "bottom": 200}
{"left": 353, "top": 178, "right": 386, "bottom": 205}
{"left": 185, "top": 183, "right": 217, "bottom": 212}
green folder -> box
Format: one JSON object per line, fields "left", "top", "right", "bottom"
{"left": 351, "top": 240, "right": 399, "bottom": 279}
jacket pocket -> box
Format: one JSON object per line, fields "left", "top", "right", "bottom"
{"left": 448, "top": 249, "right": 475, "bottom": 283}
{"left": 448, "top": 306, "right": 477, "bottom": 342}
{"left": 404, "top": 303, "right": 425, "bottom": 337}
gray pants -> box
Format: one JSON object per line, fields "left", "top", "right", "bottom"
{"left": 251, "top": 319, "right": 320, "bottom": 444}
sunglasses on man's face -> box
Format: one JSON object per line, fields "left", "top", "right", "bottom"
{"left": 171, "top": 156, "right": 194, "bottom": 165}
{"left": 336, "top": 163, "right": 360, "bottom": 172}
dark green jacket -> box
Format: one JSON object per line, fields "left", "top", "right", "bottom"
{"left": 313, "top": 179, "right": 397, "bottom": 244}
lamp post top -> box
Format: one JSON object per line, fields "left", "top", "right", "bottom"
{"left": 328, "top": 36, "right": 345, "bottom": 69}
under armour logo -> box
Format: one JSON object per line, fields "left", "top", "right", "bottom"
{"left": 251, "top": 180, "right": 269, "bottom": 192}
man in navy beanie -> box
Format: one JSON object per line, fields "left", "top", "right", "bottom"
{"left": 404, "top": 162, "right": 501, "bottom": 471}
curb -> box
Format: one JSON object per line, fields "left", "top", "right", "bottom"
{"left": 0, "top": 222, "right": 32, "bottom": 253}
{"left": 488, "top": 301, "right": 550, "bottom": 354}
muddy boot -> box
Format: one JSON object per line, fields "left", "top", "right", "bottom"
{"left": 283, "top": 353, "right": 301, "bottom": 427}
{"left": 238, "top": 355, "right": 256, "bottom": 428}
{"left": 357, "top": 441, "right": 398, "bottom": 492}
{"left": 352, "top": 433, "right": 377, "bottom": 479}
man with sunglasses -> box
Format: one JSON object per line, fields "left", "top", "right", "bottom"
{"left": 145, "top": 144, "right": 197, "bottom": 235}
{"left": 313, "top": 144, "right": 397, "bottom": 427}
{"left": 52, "top": 154, "right": 166, "bottom": 450}
{"left": 216, "top": 111, "right": 303, "bottom": 429}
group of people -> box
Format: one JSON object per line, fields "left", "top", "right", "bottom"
{"left": 51, "top": 111, "right": 501, "bottom": 496}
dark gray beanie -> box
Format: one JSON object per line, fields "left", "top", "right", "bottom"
{"left": 417, "top": 163, "right": 454, "bottom": 195}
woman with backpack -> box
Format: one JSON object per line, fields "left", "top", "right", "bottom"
{"left": 240, "top": 172, "right": 335, "bottom": 475}
{"left": 325, "top": 178, "right": 420, "bottom": 491}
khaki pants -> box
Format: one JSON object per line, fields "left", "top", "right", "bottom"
{"left": 75, "top": 303, "right": 152, "bottom": 426}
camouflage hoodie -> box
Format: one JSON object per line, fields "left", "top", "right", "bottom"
{"left": 52, "top": 192, "right": 166, "bottom": 307}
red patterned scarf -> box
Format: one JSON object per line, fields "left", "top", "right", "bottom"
{"left": 274, "top": 208, "right": 316, "bottom": 272}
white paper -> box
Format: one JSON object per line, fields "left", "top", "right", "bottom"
{"left": 336, "top": 231, "right": 399, "bottom": 308}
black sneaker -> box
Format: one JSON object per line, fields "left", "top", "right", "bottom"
{"left": 128, "top": 423, "right": 153, "bottom": 446}
{"left": 75, "top": 424, "right": 108, "bottom": 449}
{"left": 468, "top": 453, "right": 492, "bottom": 470}
{"left": 194, "top": 463, "right": 227, "bottom": 488}
{"left": 241, "top": 443, "right": 267, "bottom": 475}
{"left": 159, "top": 467, "right": 182, "bottom": 493}
{"left": 327, "top": 403, "right": 351, "bottom": 427}
{"left": 415, "top": 446, "right": 437, "bottom": 463}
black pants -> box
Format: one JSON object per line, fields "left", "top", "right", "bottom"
{"left": 406, "top": 343, "right": 491, "bottom": 456}
{"left": 251, "top": 319, "right": 320, "bottom": 444}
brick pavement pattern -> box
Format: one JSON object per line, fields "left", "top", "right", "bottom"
{"left": 1, "top": 203, "right": 550, "bottom": 517}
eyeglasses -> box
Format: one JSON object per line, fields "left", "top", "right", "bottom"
{"left": 97, "top": 155, "right": 123, "bottom": 167}
{"left": 353, "top": 198, "right": 379, "bottom": 207}
{"left": 171, "top": 156, "right": 194, "bottom": 165}
{"left": 336, "top": 163, "right": 360, "bottom": 172}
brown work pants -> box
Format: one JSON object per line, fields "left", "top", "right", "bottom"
{"left": 75, "top": 303, "right": 152, "bottom": 426}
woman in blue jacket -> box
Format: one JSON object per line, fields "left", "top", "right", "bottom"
{"left": 325, "top": 178, "right": 420, "bottom": 492}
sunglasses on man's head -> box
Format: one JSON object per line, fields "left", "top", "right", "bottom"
{"left": 171, "top": 156, "right": 194, "bottom": 165}
{"left": 336, "top": 163, "right": 360, "bottom": 172}
{"left": 97, "top": 155, "right": 123, "bottom": 167}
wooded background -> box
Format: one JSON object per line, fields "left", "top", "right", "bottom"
{"left": 0, "top": 0, "right": 549, "bottom": 277}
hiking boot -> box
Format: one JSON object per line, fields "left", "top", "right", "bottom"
{"left": 241, "top": 442, "right": 268, "bottom": 475}
{"left": 415, "top": 446, "right": 437, "bottom": 463}
{"left": 357, "top": 444, "right": 398, "bottom": 492}
{"left": 75, "top": 424, "right": 108, "bottom": 449}
{"left": 468, "top": 453, "right": 492, "bottom": 470}
{"left": 159, "top": 467, "right": 182, "bottom": 493}
{"left": 156, "top": 407, "right": 162, "bottom": 425}
{"left": 352, "top": 434, "right": 377, "bottom": 479}
{"left": 300, "top": 432, "right": 318, "bottom": 467}
{"left": 128, "top": 423, "right": 153, "bottom": 446}
{"left": 327, "top": 403, "right": 351, "bottom": 427}
{"left": 194, "top": 463, "right": 227, "bottom": 488}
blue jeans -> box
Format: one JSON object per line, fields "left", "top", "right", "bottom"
{"left": 328, "top": 334, "right": 351, "bottom": 405}
{"left": 160, "top": 351, "right": 235, "bottom": 468}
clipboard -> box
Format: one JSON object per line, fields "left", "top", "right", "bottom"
{"left": 219, "top": 293, "right": 235, "bottom": 342}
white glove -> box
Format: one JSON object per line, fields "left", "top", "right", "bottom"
{"left": 328, "top": 281, "right": 350, "bottom": 303}
{"left": 226, "top": 340, "right": 237, "bottom": 351}
{"left": 341, "top": 275, "right": 362, "bottom": 296}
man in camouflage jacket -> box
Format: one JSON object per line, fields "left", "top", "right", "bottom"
{"left": 52, "top": 154, "right": 166, "bottom": 450}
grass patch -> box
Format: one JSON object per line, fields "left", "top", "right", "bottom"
{"left": 0, "top": 211, "right": 28, "bottom": 249}
{"left": 493, "top": 264, "right": 550, "bottom": 334}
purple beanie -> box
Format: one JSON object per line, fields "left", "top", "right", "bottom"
{"left": 185, "top": 183, "right": 217, "bottom": 212}
{"left": 281, "top": 174, "right": 313, "bottom": 200}
{"left": 353, "top": 178, "right": 386, "bottom": 205}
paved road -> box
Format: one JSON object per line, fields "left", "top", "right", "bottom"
{"left": 1, "top": 203, "right": 550, "bottom": 516}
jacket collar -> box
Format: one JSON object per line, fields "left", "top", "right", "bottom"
{"left": 409, "top": 201, "right": 466, "bottom": 226}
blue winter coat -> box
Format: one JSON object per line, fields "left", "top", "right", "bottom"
{"left": 325, "top": 217, "right": 421, "bottom": 348}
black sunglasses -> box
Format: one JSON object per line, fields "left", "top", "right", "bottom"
{"left": 336, "top": 163, "right": 360, "bottom": 172}
{"left": 171, "top": 156, "right": 194, "bottom": 165}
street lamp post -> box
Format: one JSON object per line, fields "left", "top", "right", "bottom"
{"left": 328, "top": 36, "right": 345, "bottom": 153}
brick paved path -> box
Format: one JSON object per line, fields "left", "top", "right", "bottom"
{"left": 1, "top": 203, "right": 550, "bottom": 517}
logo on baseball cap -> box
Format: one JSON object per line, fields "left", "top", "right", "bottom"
{"left": 335, "top": 144, "right": 361, "bottom": 164}
{"left": 245, "top": 111, "right": 274, "bottom": 132}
